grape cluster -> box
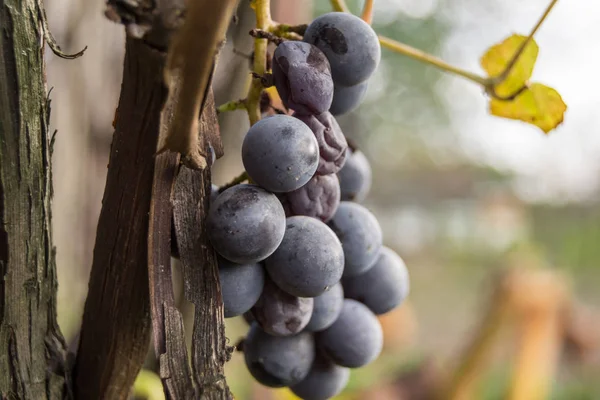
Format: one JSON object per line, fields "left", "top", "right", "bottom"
{"left": 204, "top": 12, "right": 410, "bottom": 400}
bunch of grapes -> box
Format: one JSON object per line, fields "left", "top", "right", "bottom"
{"left": 206, "top": 12, "right": 410, "bottom": 400}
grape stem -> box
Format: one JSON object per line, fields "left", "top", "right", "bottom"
{"left": 216, "top": 99, "right": 246, "bottom": 114}
{"left": 219, "top": 171, "right": 250, "bottom": 193}
{"left": 361, "top": 0, "right": 374, "bottom": 24}
{"left": 246, "top": 0, "right": 273, "bottom": 126}
{"left": 330, "top": 0, "right": 559, "bottom": 101}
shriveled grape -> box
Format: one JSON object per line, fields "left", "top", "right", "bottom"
{"left": 294, "top": 111, "right": 347, "bottom": 175}
{"left": 278, "top": 173, "right": 341, "bottom": 222}
{"left": 272, "top": 41, "right": 334, "bottom": 115}
{"left": 252, "top": 276, "right": 314, "bottom": 336}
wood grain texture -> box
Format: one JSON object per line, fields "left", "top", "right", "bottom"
{"left": 0, "top": 0, "right": 70, "bottom": 397}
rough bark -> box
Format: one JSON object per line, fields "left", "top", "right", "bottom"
{"left": 72, "top": 38, "right": 167, "bottom": 399}
{"left": 0, "top": 0, "right": 69, "bottom": 398}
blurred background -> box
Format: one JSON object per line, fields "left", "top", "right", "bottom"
{"left": 45, "top": 0, "right": 600, "bottom": 398}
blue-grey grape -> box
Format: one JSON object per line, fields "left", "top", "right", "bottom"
{"left": 207, "top": 184, "right": 286, "bottom": 264}
{"left": 328, "top": 201, "right": 382, "bottom": 277}
{"left": 329, "top": 81, "right": 368, "bottom": 116}
{"left": 265, "top": 216, "right": 344, "bottom": 298}
{"left": 218, "top": 256, "right": 265, "bottom": 318}
{"left": 244, "top": 322, "right": 315, "bottom": 387}
{"left": 337, "top": 148, "right": 371, "bottom": 202}
{"left": 305, "top": 282, "right": 344, "bottom": 332}
{"left": 278, "top": 173, "right": 340, "bottom": 222}
{"left": 343, "top": 247, "right": 409, "bottom": 315}
{"left": 290, "top": 353, "right": 350, "bottom": 400}
{"left": 252, "top": 276, "right": 314, "bottom": 336}
{"left": 242, "top": 115, "right": 319, "bottom": 193}
{"left": 294, "top": 112, "right": 347, "bottom": 175}
{"left": 272, "top": 41, "right": 334, "bottom": 115}
{"left": 317, "top": 299, "right": 383, "bottom": 368}
{"left": 303, "top": 12, "right": 381, "bottom": 87}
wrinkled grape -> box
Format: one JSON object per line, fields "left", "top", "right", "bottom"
{"left": 244, "top": 323, "right": 315, "bottom": 387}
{"left": 317, "top": 299, "right": 382, "bottom": 368}
{"left": 265, "top": 216, "right": 344, "bottom": 298}
{"left": 305, "top": 282, "right": 344, "bottom": 332}
{"left": 304, "top": 12, "right": 381, "bottom": 86}
{"left": 207, "top": 184, "right": 286, "bottom": 264}
{"left": 252, "top": 276, "right": 314, "bottom": 336}
{"left": 328, "top": 201, "right": 382, "bottom": 277}
{"left": 242, "top": 115, "right": 319, "bottom": 193}
{"left": 294, "top": 111, "right": 347, "bottom": 175}
{"left": 273, "top": 41, "right": 334, "bottom": 115}
{"left": 278, "top": 173, "right": 341, "bottom": 222}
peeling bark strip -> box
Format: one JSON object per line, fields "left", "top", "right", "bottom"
{"left": 0, "top": 0, "right": 69, "bottom": 397}
{"left": 72, "top": 38, "right": 166, "bottom": 399}
{"left": 172, "top": 90, "right": 232, "bottom": 399}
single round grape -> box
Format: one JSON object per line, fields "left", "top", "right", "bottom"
{"left": 328, "top": 201, "right": 382, "bottom": 277}
{"left": 343, "top": 247, "right": 409, "bottom": 315}
{"left": 317, "top": 299, "right": 383, "bottom": 368}
{"left": 294, "top": 112, "right": 347, "bottom": 175}
{"left": 304, "top": 12, "right": 381, "bottom": 87}
{"left": 272, "top": 41, "right": 334, "bottom": 115}
{"left": 305, "top": 282, "right": 344, "bottom": 332}
{"left": 244, "top": 323, "right": 315, "bottom": 387}
{"left": 265, "top": 216, "right": 344, "bottom": 298}
{"left": 278, "top": 173, "right": 341, "bottom": 222}
{"left": 290, "top": 353, "right": 350, "bottom": 400}
{"left": 329, "top": 81, "right": 368, "bottom": 116}
{"left": 207, "top": 184, "right": 286, "bottom": 264}
{"left": 252, "top": 276, "right": 314, "bottom": 336}
{"left": 218, "top": 256, "right": 265, "bottom": 318}
{"left": 242, "top": 115, "right": 319, "bottom": 193}
{"left": 337, "top": 148, "right": 372, "bottom": 202}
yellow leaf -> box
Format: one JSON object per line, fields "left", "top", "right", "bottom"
{"left": 489, "top": 83, "right": 567, "bottom": 133}
{"left": 481, "top": 34, "right": 539, "bottom": 97}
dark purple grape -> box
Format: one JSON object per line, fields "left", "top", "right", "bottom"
{"left": 290, "top": 353, "right": 350, "bottom": 400}
{"left": 278, "top": 173, "right": 341, "bottom": 222}
{"left": 304, "top": 12, "right": 381, "bottom": 87}
{"left": 343, "top": 246, "right": 409, "bottom": 315}
{"left": 251, "top": 277, "right": 314, "bottom": 336}
{"left": 328, "top": 201, "right": 382, "bottom": 277}
{"left": 330, "top": 81, "right": 368, "bottom": 116}
{"left": 294, "top": 111, "right": 348, "bottom": 175}
{"left": 305, "top": 282, "right": 344, "bottom": 332}
{"left": 317, "top": 299, "right": 383, "bottom": 368}
{"left": 265, "top": 216, "right": 344, "bottom": 298}
{"left": 272, "top": 41, "right": 334, "bottom": 115}
{"left": 337, "top": 148, "right": 372, "bottom": 202}
{"left": 218, "top": 256, "right": 265, "bottom": 318}
{"left": 244, "top": 323, "right": 315, "bottom": 387}
{"left": 207, "top": 184, "right": 286, "bottom": 264}
{"left": 242, "top": 115, "right": 319, "bottom": 193}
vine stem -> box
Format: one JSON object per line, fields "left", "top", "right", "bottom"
{"left": 361, "top": 0, "right": 374, "bottom": 24}
{"left": 219, "top": 171, "right": 250, "bottom": 193}
{"left": 246, "top": 0, "right": 273, "bottom": 126}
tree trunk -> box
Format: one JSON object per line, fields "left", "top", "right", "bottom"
{"left": 0, "top": 0, "right": 69, "bottom": 398}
